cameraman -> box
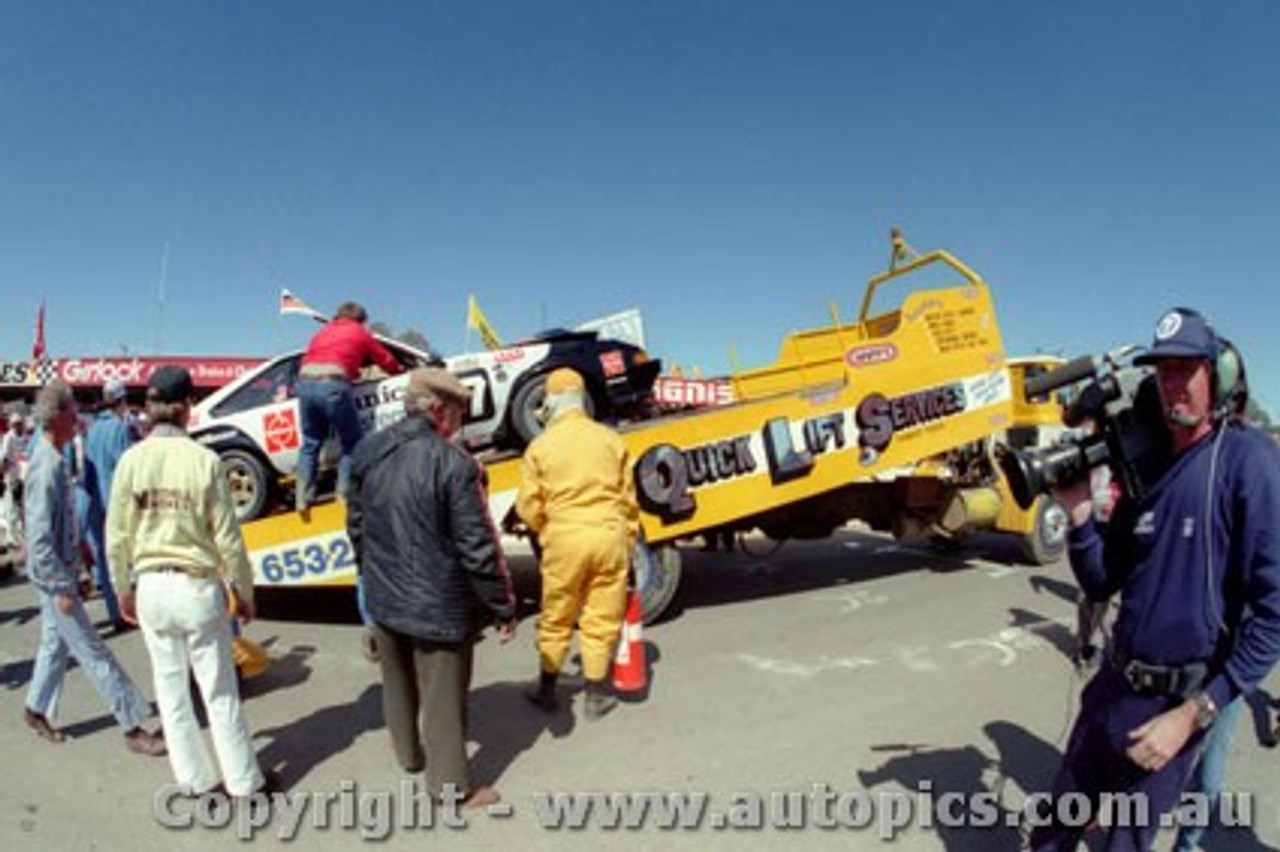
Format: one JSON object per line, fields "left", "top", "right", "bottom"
{"left": 1029, "top": 308, "right": 1280, "bottom": 852}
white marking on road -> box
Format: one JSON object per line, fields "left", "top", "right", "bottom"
{"left": 948, "top": 639, "right": 1018, "bottom": 667}
{"left": 730, "top": 653, "right": 878, "bottom": 677}
{"left": 985, "top": 564, "right": 1018, "bottom": 579}
{"left": 895, "top": 646, "right": 940, "bottom": 672}
{"left": 816, "top": 590, "right": 889, "bottom": 613}
{"left": 727, "top": 619, "right": 1062, "bottom": 679}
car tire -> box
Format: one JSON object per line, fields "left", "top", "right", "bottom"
{"left": 1021, "top": 495, "right": 1069, "bottom": 565}
{"left": 220, "top": 449, "right": 271, "bottom": 523}
{"left": 509, "top": 372, "right": 597, "bottom": 447}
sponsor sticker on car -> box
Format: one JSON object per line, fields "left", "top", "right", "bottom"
{"left": 599, "top": 350, "right": 626, "bottom": 377}
{"left": 263, "top": 408, "right": 300, "bottom": 453}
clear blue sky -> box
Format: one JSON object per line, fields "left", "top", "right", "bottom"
{"left": 2, "top": 1, "right": 1277, "bottom": 413}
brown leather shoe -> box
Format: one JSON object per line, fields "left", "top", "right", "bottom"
{"left": 124, "top": 727, "right": 167, "bottom": 756}
{"left": 461, "top": 786, "right": 500, "bottom": 809}
{"left": 23, "top": 708, "right": 66, "bottom": 743}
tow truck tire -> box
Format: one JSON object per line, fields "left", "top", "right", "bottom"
{"left": 220, "top": 449, "right": 271, "bottom": 523}
{"left": 1021, "top": 496, "right": 1069, "bottom": 565}
{"left": 633, "top": 539, "right": 683, "bottom": 625}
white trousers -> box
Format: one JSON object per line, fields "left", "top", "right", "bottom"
{"left": 0, "top": 480, "right": 21, "bottom": 550}
{"left": 137, "top": 572, "right": 263, "bottom": 796}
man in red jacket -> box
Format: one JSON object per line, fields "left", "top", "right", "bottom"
{"left": 295, "top": 302, "right": 404, "bottom": 513}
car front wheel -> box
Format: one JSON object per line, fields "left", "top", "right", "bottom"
{"left": 509, "top": 372, "right": 596, "bottom": 447}
{"left": 220, "top": 449, "right": 271, "bottom": 523}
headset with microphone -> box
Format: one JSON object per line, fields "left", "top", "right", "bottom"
{"left": 1203, "top": 335, "right": 1247, "bottom": 637}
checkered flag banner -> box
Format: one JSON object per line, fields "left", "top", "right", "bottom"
{"left": 30, "top": 359, "right": 58, "bottom": 384}
{"left": 0, "top": 358, "right": 57, "bottom": 387}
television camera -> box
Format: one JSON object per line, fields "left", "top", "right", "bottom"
{"left": 997, "top": 346, "right": 1171, "bottom": 511}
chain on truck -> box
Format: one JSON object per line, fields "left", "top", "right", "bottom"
{"left": 240, "top": 232, "right": 1070, "bottom": 624}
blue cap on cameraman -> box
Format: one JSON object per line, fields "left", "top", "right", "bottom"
{"left": 1134, "top": 307, "right": 1218, "bottom": 365}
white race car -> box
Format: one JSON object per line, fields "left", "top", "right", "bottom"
{"left": 189, "top": 330, "right": 660, "bottom": 521}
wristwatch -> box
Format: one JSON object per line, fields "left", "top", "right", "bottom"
{"left": 1191, "top": 692, "right": 1218, "bottom": 730}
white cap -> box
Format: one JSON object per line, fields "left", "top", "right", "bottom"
{"left": 103, "top": 378, "right": 128, "bottom": 404}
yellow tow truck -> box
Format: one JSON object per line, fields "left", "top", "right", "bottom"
{"left": 240, "top": 233, "right": 1061, "bottom": 622}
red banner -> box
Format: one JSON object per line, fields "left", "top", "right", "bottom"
{"left": 0, "top": 356, "right": 267, "bottom": 390}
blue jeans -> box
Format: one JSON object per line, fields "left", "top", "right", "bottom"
{"left": 356, "top": 575, "right": 373, "bottom": 626}
{"left": 26, "top": 588, "right": 152, "bottom": 730}
{"left": 296, "top": 377, "right": 363, "bottom": 502}
{"left": 81, "top": 500, "right": 121, "bottom": 624}
{"left": 1172, "top": 696, "right": 1245, "bottom": 851}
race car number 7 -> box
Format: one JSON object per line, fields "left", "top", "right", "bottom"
{"left": 456, "top": 372, "right": 489, "bottom": 420}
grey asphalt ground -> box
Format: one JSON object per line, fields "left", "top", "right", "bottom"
{"left": 1, "top": 528, "right": 1277, "bottom": 851}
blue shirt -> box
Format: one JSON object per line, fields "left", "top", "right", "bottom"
{"left": 84, "top": 409, "right": 135, "bottom": 510}
{"left": 23, "top": 435, "right": 78, "bottom": 596}
{"left": 1068, "top": 423, "right": 1280, "bottom": 709}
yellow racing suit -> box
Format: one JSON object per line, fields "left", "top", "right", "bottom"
{"left": 516, "top": 408, "right": 639, "bottom": 681}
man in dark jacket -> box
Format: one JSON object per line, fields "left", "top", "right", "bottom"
{"left": 347, "top": 367, "right": 517, "bottom": 808}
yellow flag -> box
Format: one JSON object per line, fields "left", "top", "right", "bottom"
{"left": 467, "top": 294, "right": 503, "bottom": 351}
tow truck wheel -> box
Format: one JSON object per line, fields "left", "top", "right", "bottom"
{"left": 220, "top": 449, "right": 270, "bottom": 523}
{"left": 1021, "top": 495, "right": 1069, "bottom": 565}
{"left": 633, "top": 539, "right": 682, "bottom": 625}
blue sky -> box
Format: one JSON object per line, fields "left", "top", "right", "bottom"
{"left": 2, "top": 2, "right": 1277, "bottom": 412}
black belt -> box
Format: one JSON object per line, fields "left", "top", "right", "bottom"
{"left": 1107, "top": 648, "right": 1211, "bottom": 699}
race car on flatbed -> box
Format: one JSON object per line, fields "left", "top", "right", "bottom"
{"left": 188, "top": 329, "right": 660, "bottom": 520}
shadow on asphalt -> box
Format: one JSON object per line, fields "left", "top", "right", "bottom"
{"left": 470, "top": 680, "right": 576, "bottom": 786}
{"left": 61, "top": 712, "right": 120, "bottom": 741}
{"left": 1008, "top": 605, "right": 1078, "bottom": 663}
{"left": 0, "top": 570, "right": 39, "bottom": 629}
{"left": 1026, "top": 574, "right": 1080, "bottom": 607}
{"left": 241, "top": 638, "right": 316, "bottom": 699}
{"left": 857, "top": 719, "right": 1060, "bottom": 852}
{"left": 254, "top": 682, "right": 383, "bottom": 789}
{"left": 675, "top": 528, "right": 1039, "bottom": 616}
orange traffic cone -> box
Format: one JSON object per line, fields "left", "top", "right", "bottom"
{"left": 612, "top": 590, "right": 647, "bottom": 694}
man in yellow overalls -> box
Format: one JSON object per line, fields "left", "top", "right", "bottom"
{"left": 516, "top": 368, "right": 639, "bottom": 720}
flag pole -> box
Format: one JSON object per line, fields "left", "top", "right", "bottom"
{"left": 462, "top": 295, "right": 472, "bottom": 351}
